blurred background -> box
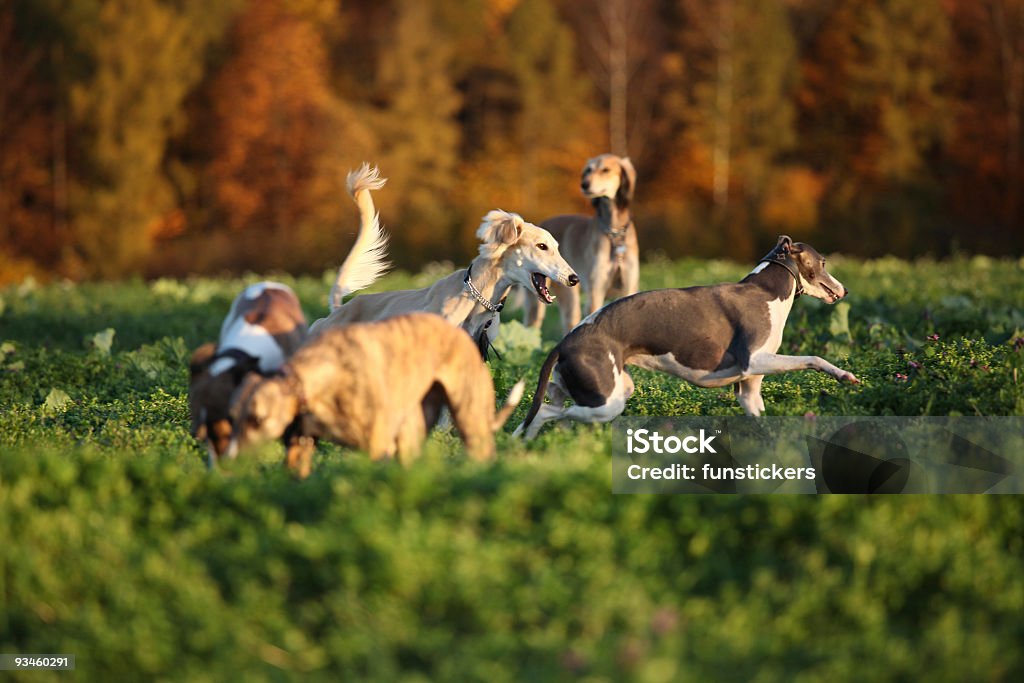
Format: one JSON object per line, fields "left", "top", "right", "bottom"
{"left": 1, "top": 0, "right": 1022, "bottom": 283}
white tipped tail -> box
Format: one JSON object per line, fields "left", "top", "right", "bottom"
{"left": 493, "top": 379, "right": 526, "bottom": 431}
{"left": 329, "top": 163, "right": 391, "bottom": 311}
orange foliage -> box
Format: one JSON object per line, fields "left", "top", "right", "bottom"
{"left": 207, "top": 0, "right": 343, "bottom": 235}
{"left": 760, "top": 167, "right": 827, "bottom": 233}
{"left": 0, "top": 5, "right": 58, "bottom": 271}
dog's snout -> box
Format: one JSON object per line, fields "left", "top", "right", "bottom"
{"left": 567, "top": 273, "right": 580, "bottom": 287}
{"left": 842, "top": 286, "right": 849, "bottom": 298}
{"left": 580, "top": 180, "right": 590, "bottom": 192}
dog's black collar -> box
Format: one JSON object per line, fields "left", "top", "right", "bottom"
{"left": 757, "top": 252, "right": 804, "bottom": 298}
{"left": 463, "top": 264, "right": 505, "bottom": 313}
{"left": 212, "top": 347, "right": 259, "bottom": 366}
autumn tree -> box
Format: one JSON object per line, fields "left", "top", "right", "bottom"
{"left": 203, "top": 0, "right": 374, "bottom": 272}
{"left": 28, "top": 0, "right": 238, "bottom": 278}
{"left": 799, "top": 0, "right": 953, "bottom": 254}
{"left": 650, "top": 0, "right": 800, "bottom": 257}
{"left": 363, "top": 0, "right": 461, "bottom": 262}
{"left": 559, "top": 0, "right": 665, "bottom": 159}
{"left": 946, "top": 0, "right": 1024, "bottom": 249}
{"left": 0, "top": 2, "right": 56, "bottom": 280}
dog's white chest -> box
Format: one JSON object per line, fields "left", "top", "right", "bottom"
{"left": 754, "top": 296, "right": 794, "bottom": 357}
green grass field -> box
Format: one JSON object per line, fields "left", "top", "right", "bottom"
{"left": 2, "top": 257, "right": 1024, "bottom": 681}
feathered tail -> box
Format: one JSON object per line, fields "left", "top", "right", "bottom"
{"left": 328, "top": 164, "right": 391, "bottom": 311}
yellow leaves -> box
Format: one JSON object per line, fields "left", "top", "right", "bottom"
{"left": 760, "top": 167, "right": 826, "bottom": 233}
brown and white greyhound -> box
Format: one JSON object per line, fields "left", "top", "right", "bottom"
{"left": 522, "top": 154, "right": 640, "bottom": 335}
{"left": 188, "top": 282, "right": 307, "bottom": 466}
{"left": 514, "top": 236, "right": 859, "bottom": 439}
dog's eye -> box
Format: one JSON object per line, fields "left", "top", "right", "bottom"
{"left": 248, "top": 414, "right": 262, "bottom": 428}
{"left": 537, "top": 243, "right": 549, "bottom": 251}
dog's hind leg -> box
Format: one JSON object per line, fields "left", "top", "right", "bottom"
{"left": 735, "top": 375, "right": 765, "bottom": 416}
{"left": 444, "top": 375, "right": 497, "bottom": 461}
{"left": 621, "top": 252, "right": 640, "bottom": 297}
{"left": 557, "top": 282, "right": 582, "bottom": 335}
{"left": 519, "top": 356, "right": 631, "bottom": 439}
{"left": 395, "top": 413, "right": 427, "bottom": 466}
{"left": 366, "top": 420, "right": 399, "bottom": 461}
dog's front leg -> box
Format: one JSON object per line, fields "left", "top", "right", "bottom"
{"left": 522, "top": 288, "right": 546, "bottom": 330}
{"left": 587, "top": 265, "right": 610, "bottom": 316}
{"left": 747, "top": 353, "right": 859, "bottom": 384}
{"left": 622, "top": 253, "right": 640, "bottom": 297}
{"left": 283, "top": 435, "right": 316, "bottom": 479}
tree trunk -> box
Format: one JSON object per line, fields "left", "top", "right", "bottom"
{"left": 712, "top": 0, "right": 735, "bottom": 216}
{"left": 608, "top": 0, "right": 629, "bottom": 156}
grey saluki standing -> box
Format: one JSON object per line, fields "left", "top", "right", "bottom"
{"left": 522, "top": 154, "right": 640, "bottom": 336}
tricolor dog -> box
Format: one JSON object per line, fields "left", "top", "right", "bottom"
{"left": 187, "top": 164, "right": 392, "bottom": 466}
{"left": 230, "top": 313, "right": 525, "bottom": 477}
{"left": 522, "top": 154, "right": 640, "bottom": 335}
{"left": 515, "top": 236, "right": 859, "bottom": 439}
{"left": 308, "top": 166, "right": 579, "bottom": 355}
{"left": 188, "top": 282, "right": 307, "bottom": 466}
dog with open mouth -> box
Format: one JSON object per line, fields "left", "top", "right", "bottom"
{"left": 515, "top": 236, "right": 860, "bottom": 439}
{"left": 309, "top": 199, "right": 579, "bottom": 356}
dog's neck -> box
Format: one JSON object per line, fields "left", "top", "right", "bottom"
{"left": 742, "top": 261, "right": 799, "bottom": 302}
{"left": 449, "top": 255, "right": 512, "bottom": 322}
{"left": 591, "top": 196, "right": 632, "bottom": 235}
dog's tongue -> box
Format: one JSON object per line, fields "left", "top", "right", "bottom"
{"left": 539, "top": 285, "right": 553, "bottom": 304}
{"left": 532, "top": 273, "right": 554, "bottom": 304}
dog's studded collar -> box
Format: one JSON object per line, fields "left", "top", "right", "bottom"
{"left": 601, "top": 217, "right": 632, "bottom": 240}
{"left": 463, "top": 265, "right": 505, "bottom": 314}
{"left": 600, "top": 217, "right": 632, "bottom": 265}
{"left": 757, "top": 252, "right": 804, "bottom": 298}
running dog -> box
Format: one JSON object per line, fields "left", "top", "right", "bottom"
{"left": 514, "top": 236, "right": 859, "bottom": 439}
{"left": 230, "top": 313, "right": 525, "bottom": 477}
{"left": 188, "top": 164, "right": 391, "bottom": 466}
{"left": 523, "top": 154, "right": 640, "bottom": 335}
{"left": 308, "top": 177, "right": 580, "bottom": 353}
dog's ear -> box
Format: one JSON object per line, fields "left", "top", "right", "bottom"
{"left": 777, "top": 235, "right": 794, "bottom": 254}
{"left": 616, "top": 157, "right": 637, "bottom": 207}
{"left": 476, "top": 210, "right": 524, "bottom": 246}
{"left": 190, "top": 343, "right": 218, "bottom": 377}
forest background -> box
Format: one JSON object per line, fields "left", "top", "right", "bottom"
{"left": 2, "top": 0, "right": 1022, "bottom": 283}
